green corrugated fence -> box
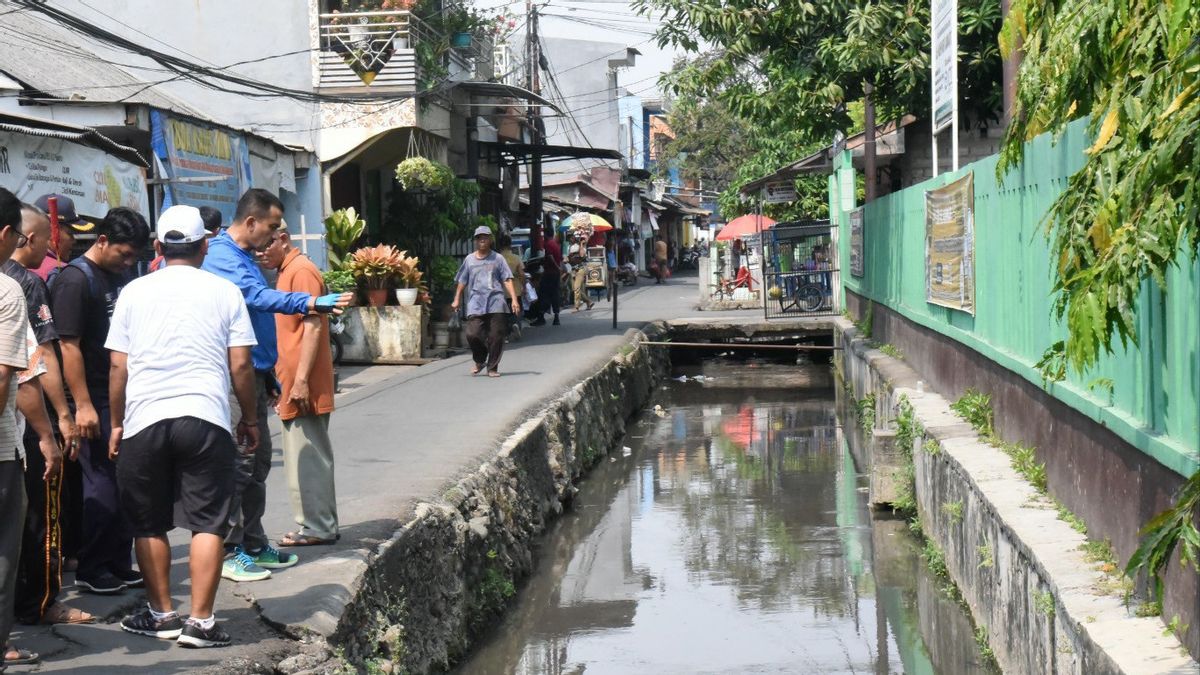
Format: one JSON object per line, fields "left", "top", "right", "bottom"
{"left": 835, "top": 119, "right": 1199, "bottom": 477}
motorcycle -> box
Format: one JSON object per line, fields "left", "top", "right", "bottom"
{"left": 615, "top": 261, "right": 639, "bottom": 286}
{"left": 679, "top": 246, "right": 701, "bottom": 269}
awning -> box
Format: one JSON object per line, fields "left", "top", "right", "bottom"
{"left": 0, "top": 111, "right": 147, "bottom": 167}
{"left": 0, "top": 112, "right": 149, "bottom": 217}
{"left": 482, "top": 141, "right": 623, "bottom": 166}
{"left": 445, "top": 81, "right": 563, "bottom": 114}
{"left": 740, "top": 115, "right": 917, "bottom": 195}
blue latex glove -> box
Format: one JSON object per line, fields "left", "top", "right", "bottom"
{"left": 313, "top": 293, "right": 344, "bottom": 313}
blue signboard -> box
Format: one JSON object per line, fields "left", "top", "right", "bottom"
{"left": 150, "top": 110, "right": 252, "bottom": 223}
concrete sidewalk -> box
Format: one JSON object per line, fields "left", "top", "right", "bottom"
{"left": 8, "top": 275, "right": 757, "bottom": 674}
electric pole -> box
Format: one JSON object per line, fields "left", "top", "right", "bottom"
{"left": 526, "top": 0, "right": 545, "bottom": 253}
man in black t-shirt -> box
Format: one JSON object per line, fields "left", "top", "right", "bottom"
{"left": 49, "top": 207, "right": 149, "bottom": 595}
{"left": 4, "top": 203, "right": 89, "bottom": 624}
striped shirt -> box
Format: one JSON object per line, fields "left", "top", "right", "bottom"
{"left": 0, "top": 274, "right": 29, "bottom": 463}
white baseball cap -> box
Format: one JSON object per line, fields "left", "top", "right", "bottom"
{"left": 157, "top": 205, "right": 207, "bottom": 244}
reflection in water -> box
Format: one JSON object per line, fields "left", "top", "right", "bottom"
{"left": 457, "top": 374, "right": 990, "bottom": 675}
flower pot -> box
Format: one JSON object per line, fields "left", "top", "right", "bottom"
{"left": 395, "top": 288, "right": 419, "bottom": 306}
{"left": 366, "top": 288, "right": 389, "bottom": 307}
{"left": 451, "top": 31, "right": 473, "bottom": 48}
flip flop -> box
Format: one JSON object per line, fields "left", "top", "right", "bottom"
{"left": 280, "top": 532, "right": 338, "bottom": 547}
{"left": 4, "top": 646, "right": 39, "bottom": 666}
{"left": 41, "top": 603, "right": 95, "bottom": 625}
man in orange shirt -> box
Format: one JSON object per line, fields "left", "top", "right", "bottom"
{"left": 261, "top": 225, "right": 338, "bottom": 547}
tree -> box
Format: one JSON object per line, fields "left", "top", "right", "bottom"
{"left": 998, "top": 0, "right": 1199, "bottom": 378}
{"left": 633, "top": 0, "right": 1001, "bottom": 142}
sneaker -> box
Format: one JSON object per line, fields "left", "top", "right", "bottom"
{"left": 120, "top": 607, "right": 183, "bottom": 639}
{"left": 76, "top": 573, "right": 127, "bottom": 595}
{"left": 552, "top": 316, "right": 561, "bottom": 326}
{"left": 529, "top": 317, "right": 546, "bottom": 327}
{"left": 111, "top": 568, "right": 144, "bottom": 588}
{"left": 177, "top": 618, "right": 231, "bottom": 648}
{"left": 221, "top": 551, "right": 271, "bottom": 582}
{"left": 244, "top": 544, "right": 298, "bottom": 570}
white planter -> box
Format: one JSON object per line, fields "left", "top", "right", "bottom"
{"left": 395, "top": 288, "right": 418, "bottom": 306}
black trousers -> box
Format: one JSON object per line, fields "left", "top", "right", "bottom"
{"left": 465, "top": 314, "right": 507, "bottom": 372}
{"left": 535, "top": 271, "right": 561, "bottom": 319}
{"left": 76, "top": 398, "right": 133, "bottom": 582}
{"left": 14, "top": 426, "right": 63, "bottom": 622}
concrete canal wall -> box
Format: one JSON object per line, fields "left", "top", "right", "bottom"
{"left": 836, "top": 316, "right": 1197, "bottom": 674}
{"left": 283, "top": 325, "right": 671, "bottom": 673}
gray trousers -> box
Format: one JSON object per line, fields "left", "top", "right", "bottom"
{"left": 226, "top": 371, "right": 273, "bottom": 553}
{"left": 282, "top": 414, "right": 338, "bottom": 540}
{"left": 1, "top": 454, "right": 27, "bottom": 655}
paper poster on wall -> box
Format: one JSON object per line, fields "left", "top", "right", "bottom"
{"left": 925, "top": 172, "right": 975, "bottom": 314}
{"left": 849, "top": 207, "right": 865, "bottom": 278}
{"left": 151, "top": 110, "right": 252, "bottom": 224}
{"left": 0, "top": 130, "right": 148, "bottom": 218}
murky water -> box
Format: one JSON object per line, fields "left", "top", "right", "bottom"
{"left": 458, "top": 366, "right": 991, "bottom": 675}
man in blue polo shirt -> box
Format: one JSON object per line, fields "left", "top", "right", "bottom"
{"left": 202, "top": 189, "right": 351, "bottom": 582}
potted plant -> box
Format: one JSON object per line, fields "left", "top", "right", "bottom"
{"left": 324, "top": 207, "right": 367, "bottom": 271}
{"left": 395, "top": 156, "right": 454, "bottom": 192}
{"left": 394, "top": 251, "right": 424, "bottom": 305}
{"left": 348, "top": 244, "right": 405, "bottom": 307}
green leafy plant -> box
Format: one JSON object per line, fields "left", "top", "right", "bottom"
{"left": 324, "top": 207, "right": 367, "bottom": 271}
{"left": 951, "top": 389, "right": 994, "bottom": 437}
{"left": 383, "top": 161, "right": 481, "bottom": 278}
{"left": 322, "top": 269, "right": 356, "bottom": 294}
{"left": 922, "top": 439, "right": 941, "bottom": 456}
{"left": 854, "top": 393, "right": 876, "bottom": 433}
{"left": 879, "top": 343, "right": 903, "bottom": 359}
{"left": 977, "top": 544, "right": 994, "bottom": 569}
{"left": 395, "top": 157, "right": 454, "bottom": 192}
{"left": 943, "top": 500, "right": 964, "bottom": 525}
{"left": 922, "top": 540, "right": 948, "bottom": 579}
{"left": 974, "top": 626, "right": 998, "bottom": 670}
{"left": 998, "top": 0, "right": 1199, "bottom": 379}
{"left": 1000, "top": 441, "right": 1047, "bottom": 493}
{"left": 1034, "top": 590, "right": 1056, "bottom": 618}
{"left": 1056, "top": 501, "right": 1088, "bottom": 535}
{"left": 1125, "top": 472, "right": 1200, "bottom": 604}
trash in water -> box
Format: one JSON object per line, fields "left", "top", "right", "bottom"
{"left": 622, "top": 446, "right": 632, "bottom": 457}
{"left": 692, "top": 375, "right": 708, "bottom": 382}
{"left": 653, "top": 405, "right": 668, "bottom": 418}
{"left": 673, "top": 375, "right": 688, "bottom": 382}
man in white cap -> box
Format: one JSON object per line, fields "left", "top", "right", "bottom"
{"left": 106, "top": 205, "right": 259, "bottom": 648}
{"left": 451, "top": 226, "right": 521, "bottom": 377}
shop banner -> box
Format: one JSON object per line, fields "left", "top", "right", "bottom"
{"left": 151, "top": 110, "right": 252, "bottom": 223}
{"left": 924, "top": 172, "right": 975, "bottom": 313}
{"left": 849, "top": 207, "right": 864, "bottom": 278}
{"left": 0, "top": 130, "right": 148, "bottom": 218}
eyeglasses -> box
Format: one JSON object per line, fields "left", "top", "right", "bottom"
{"left": 12, "top": 232, "right": 28, "bottom": 249}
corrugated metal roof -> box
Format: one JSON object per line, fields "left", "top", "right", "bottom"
{"left": 0, "top": 10, "right": 202, "bottom": 115}
{"left": 0, "top": 110, "right": 148, "bottom": 167}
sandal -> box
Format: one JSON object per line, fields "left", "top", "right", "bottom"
{"left": 487, "top": 371, "right": 501, "bottom": 378}
{"left": 4, "top": 645, "right": 39, "bottom": 666}
{"left": 41, "top": 602, "right": 95, "bottom": 625}
{"left": 280, "top": 531, "right": 338, "bottom": 546}
{"left": 471, "top": 363, "right": 483, "bottom": 375}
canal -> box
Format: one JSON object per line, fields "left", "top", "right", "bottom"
{"left": 457, "top": 360, "right": 992, "bottom": 674}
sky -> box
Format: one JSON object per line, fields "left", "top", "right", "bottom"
{"left": 486, "top": 0, "right": 686, "bottom": 101}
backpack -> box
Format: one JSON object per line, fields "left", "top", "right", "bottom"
{"left": 47, "top": 257, "right": 98, "bottom": 296}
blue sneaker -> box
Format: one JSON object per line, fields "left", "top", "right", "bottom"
{"left": 244, "top": 544, "right": 298, "bottom": 570}
{"left": 221, "top": 551, "right": 271, "bottom": 582}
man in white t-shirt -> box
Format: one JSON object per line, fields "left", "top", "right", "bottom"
{"left": 105, "top": 205, "right": 258, "bottom": 649}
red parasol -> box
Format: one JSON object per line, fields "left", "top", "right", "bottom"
{"left": 715, "top": 214, "right": 776, "bottom": 241}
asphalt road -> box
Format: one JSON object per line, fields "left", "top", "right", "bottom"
{"left": 9, "top": 273, "right": 753, "bottom": 674}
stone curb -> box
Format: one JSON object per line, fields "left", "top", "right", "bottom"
{"left": 836, "top": 317, "right": 1196, "bottom": 675}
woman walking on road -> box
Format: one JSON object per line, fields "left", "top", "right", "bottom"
{"left": 452, "top": 227, "right": 521, "bottom": 378}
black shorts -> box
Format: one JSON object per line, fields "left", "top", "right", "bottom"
{"left": 116, "top": 416, "right": 237, "bottom": 538}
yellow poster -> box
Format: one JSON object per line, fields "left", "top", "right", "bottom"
{"left": 925, "top": 173, "right": 975, "bottom": 314}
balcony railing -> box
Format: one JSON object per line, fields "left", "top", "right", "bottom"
{"left": 317, "top": 10, "right": 436, "bottom": 92}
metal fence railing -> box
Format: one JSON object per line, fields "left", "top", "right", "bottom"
{"left": 762, "top": 222, "right": 839, "bottom": 319}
